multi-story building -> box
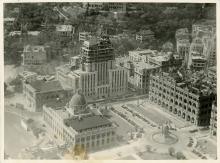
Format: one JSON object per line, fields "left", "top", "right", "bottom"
{"left": 149, "top": 72, "right": 215, "bottom": 126}
{"left": 208, "top": 66, "right": 216, "bottom": 82}
{"left": 176, "top": 39, "right": 190, "bottom": 59}
{"left": 190, "top": 37, "right": 204, "bottom": 56}
{"left": 136, "top": 30, "right": 155, "bottom": 43}
{"left": 175, "top": 28, "right": 190, "bottom": 41}
{"left": 202, "top": 36, "right": 216, "bottom": 67}
{"left": 79, "top": 32, "right": 92, "bottom": 42}
{"left": 148, "top": 52, "right": 183, "bottom": 72}
{"left": 129, "top": 62, "right": 160, "bottom": 94}
{"left": 23, "top": 80, "right": 73, "bottom": 112}
{"left": 4, "top": 17, "right": 15, "bottom": 26}
{"left": 191, "top": 56, "right": 207, "bottom": 71}
{"left": 56, "top": 35, "right": 128, "bottom": 100}
{"left": 210, "top": 101, "right": 217, "bottom": 136}
{"left": 192, "top": 21, "right": 215, "bottom": 39}
{"left": 56, "top": 25, "right": 75, "bottom": 39}
{"left": 128, "top": 49, "right": 155, "bottom": 63}
{"left": 19, "top": 71, "right": 37, "bottom": 83}
{"left": 83, "top": 2, "right": 126, "bottom": 12}
{"left": 22, "top": 45, "right": 47, "bottom": 66}
{"left": 43, "top": 91, "right": 117, "bottom": 152}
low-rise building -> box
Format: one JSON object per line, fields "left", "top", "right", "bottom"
{"left": 129, "top": 62, "right": 160, "bottom": 94}
{"left": 149, "top": 72, "right": 215, "bottom": 126}
{"left": 136, "top": 30, "right": 155, "bottom": 43}
{"left": 208, "top": 66, "right": 216, "bottom": 82}
{"left": 23, "top": 80, "right": 72, "bottom": 112}
{"left": 79, "top": 32, "right": 92, "bottom": 42}
{"left": 56, "top": 25, "right": 75, "bottom": 39}
{"left": 22, "top": 45, "right": 47, "bottom": 66}
{"left": 4, "top": 17, "right": 15, "bottom": 27}
{"left": 148, "top": 52, "right": 183, "bottom": 72}
{"left": 175, "top": 28, "right": 190, "bottom": 41}
{"left": 192, "top": 21, "right": 216, "bottom": 39}
{"left": 191, "top": 56, "right": 207, "bottom": 71}
{"left": 43, "top": 91, "right": 117, "bottom": 152}
{"left": 128, "top": 49, "right": 155, "bottom": 63}
{"left": 202, "top": 36, "right": 216, "bottom": 67}
{"left": 83, "top": 2, "right": 126, "bottom": 12}
{"left": 19, "top": 71, "right": 37, "bottom": 83}
{"left": 176, "top": 39, "right": 190, "bottom": 59}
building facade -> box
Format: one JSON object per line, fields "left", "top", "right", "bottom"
{"left": 79, "top": 32, "right": 91, "bottom": 42}
{"left": 130, "top": 63, "right": 160, "bottom": 94}
{"left": 56, "top": 25, "right": 75, "bottom": 39}
{"left": 136, "top": 30, "right": 155, "bottom": 43}
{"left": 128, "top": 49, "right": 155, "bottom": 63}
{"left": 176, "top": 39, "right": 190, "bottom": 59}
{"left": 83, "top": 2, "right": 126, "bottom": 12}
{"left": 147, "top": 52, "right": 183, "bottom": 72}
{"left": 22, "top": 45, "right": 47, "bottom": 66}
{"left": 149, "top": 72, "right": 215, "bottom": 126}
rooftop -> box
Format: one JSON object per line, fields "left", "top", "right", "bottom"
{"left": 56, "top": 64, "right": 71, "bottom": 74}
{"left": 134, "top": 62, "right": 159, "bottom": 70}
{"left": 19, "top": 71, "right": 37, "bottom": 78}
{"left": 192, "top": 55, "right": 206, "bottom": 60}
{"left": 56, "top": 25, "right": 73, "bottom": 32}
{"left": 4, "top": 17, "right": 15, "bottom": 22}
{"left": 209, "top": 66, "right": 216, "bottom": 73}
{"left": 24, "top": 45, "right": 46, "bottom": 53}
{"left": 64, "top": 115, "right": 112, "bottom": 131}
{"left": 129, "top": 48, "right": 155, "bottom": 56}
{"left": 138, "top": 29, "right": 154, "bottom": 35}
{"left": 29, "top": 80, "right": 64, "bottom": 92}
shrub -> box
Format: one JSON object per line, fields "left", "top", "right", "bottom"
{"left": 168, "top": 147, "right": 175, "bottom": 156}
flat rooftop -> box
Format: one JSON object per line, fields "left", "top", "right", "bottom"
{"left": 56, "top": 25, "right": 73, "bottom": 32}
{"left": 64, "top": 115, "right": 112, "bottom": 131}
{"left": 29, "top": 80, "right": 63, "bottom": 92}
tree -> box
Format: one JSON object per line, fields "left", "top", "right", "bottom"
{"left": 9, "top": 76, "right": 23, "bottom": 93}
{"left": 168, "top": 147, "right": 175, "bottom": 156}
{"left": 176, "top": 151, "right": 186, "bottom": 160}
{"left": 146, "top": 145, "right": 152, "bottom": 152}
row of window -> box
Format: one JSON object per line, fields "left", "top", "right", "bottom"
{"left": 76, "top": 131, "right": 115, "bottom": 143}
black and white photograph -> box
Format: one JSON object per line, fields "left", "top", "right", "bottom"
{"left": 3, "top": 1, "right": 217, "bottom": 160}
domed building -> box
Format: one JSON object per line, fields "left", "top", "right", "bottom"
{"left": 43, "top": 91, "right": 117, "bottom": 152}
{"left": 67, "top": 90, "right": 88, "bottom": 116}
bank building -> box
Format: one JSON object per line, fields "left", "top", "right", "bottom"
{"left": 43, "top": 90, "right": 117, "bottom": 152}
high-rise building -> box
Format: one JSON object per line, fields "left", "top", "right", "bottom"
{"left": 56, "top": 35, "right": 128, "bottom": 99}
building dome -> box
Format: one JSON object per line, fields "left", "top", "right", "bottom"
{"left": 69, "top": 91, "right": 87, "bottom": 108}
